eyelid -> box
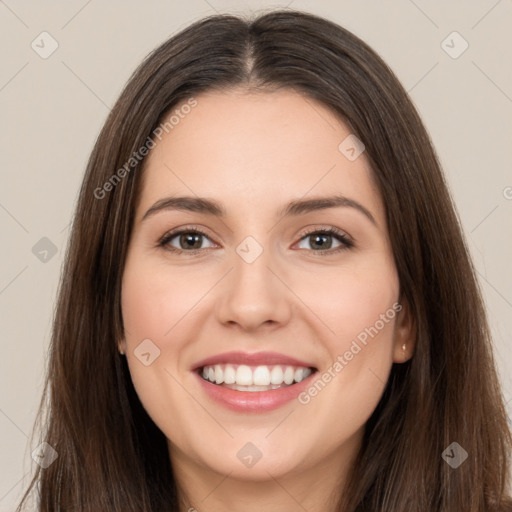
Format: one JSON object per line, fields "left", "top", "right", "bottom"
{"left": 297, "top": 224, "right": 354, "bottom": 244}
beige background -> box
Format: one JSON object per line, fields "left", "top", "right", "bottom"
{"left": 1, "top": 0, "right": 511, "bottom": 509}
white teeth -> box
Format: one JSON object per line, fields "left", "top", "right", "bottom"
{"left": 214, "top": 365, "right": 223, "bottom": 384}
{"left": 223, "top": 365, "right": 236, "bottom": 384}
{"left": 283, "top": 366, "right": 295, "bottom": 385}
{"left": 200, "top": 363, "right": 313, "bottom": 388}
{"left": 236, "top": 365, "right": 253, "bottom": 385}
{"left": 253, "top": 366, "right": 271, "bottom": 386}
{"left": 226, "top": 384, "right": 284, "bottom": 392}
{"left": 270, "top": 366, "right": 284, "bottom": 384}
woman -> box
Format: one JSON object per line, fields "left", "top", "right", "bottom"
{"left": 16, "top": 9, "right": 512, "bottom": 512}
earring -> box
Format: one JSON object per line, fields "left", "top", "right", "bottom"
{"left": 119, "top": 347, "right": 125, "bottom": 355}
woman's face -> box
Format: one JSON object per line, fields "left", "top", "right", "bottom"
{"left": 120, "top": 88, "right": 413, "bottom": 483}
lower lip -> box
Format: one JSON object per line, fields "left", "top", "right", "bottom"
{"left": 194, "top": 370, "right": 317, "bottom": 413}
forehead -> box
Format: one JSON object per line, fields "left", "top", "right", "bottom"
{"left": 137, "top": 88, "right": 384, "bottom": 223}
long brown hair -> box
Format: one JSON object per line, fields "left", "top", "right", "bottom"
{"left": 16, "top": 9, "right": 512, "bottom": 511}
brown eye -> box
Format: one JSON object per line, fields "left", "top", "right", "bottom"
{"left": 176, "top": 232, "right": 204, "bottom": 250}
{"left": 302, "top": 233, "right": 336, "bottom": 250}
{"left": 159, "top": 228, "right": 214, "bottom": 252}
{"left": 296, "top": 228, "right": 353, "bottom": 255}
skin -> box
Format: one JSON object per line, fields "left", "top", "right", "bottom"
{"left": 119, "top": 88, "right": 415, "bottom": 512}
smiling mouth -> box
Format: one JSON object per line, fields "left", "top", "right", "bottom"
{"left": 197, "top": 363, "right": 318, "bottom": 392}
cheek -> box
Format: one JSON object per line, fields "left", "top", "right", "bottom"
{"left": 120, "top": 260, "right": 196, "bottom": 439}
{"left": 294, "top": 258, "right": 399, "bottom": 432}
{"left": 120, "top": 255, "right": 224, "bottom": 436}
{"left": 298, "top": 252, "right": 399, "bottom": 351}
{"left": 332, "top": 279, "right": 398, "bottom": 348}
{"left": 121, "top": 255, "right": 212, "bottom": 341}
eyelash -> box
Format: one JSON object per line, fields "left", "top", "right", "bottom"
{"left": 157, "top": 225, "right": 354, "bottom": 256}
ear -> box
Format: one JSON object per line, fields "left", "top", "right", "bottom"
{"left": 118, "top": 338, "right": 127, "bottom": 355}
{"left": 392, "top": 295, "right": 416, "bottom": 363}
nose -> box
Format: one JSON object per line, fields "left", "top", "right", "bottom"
{"left": 215, "top": 244, "right": 292, "bottom": 332}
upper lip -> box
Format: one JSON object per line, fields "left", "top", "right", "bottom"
{"left": 191, "top": 351, "right": 317, "bottom": 371}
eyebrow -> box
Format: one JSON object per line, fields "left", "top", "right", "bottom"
{"left": 141, "top": 194, "right": 377, "bottom": 226}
